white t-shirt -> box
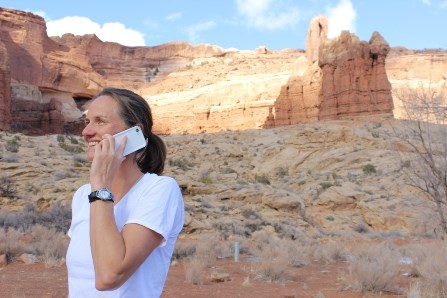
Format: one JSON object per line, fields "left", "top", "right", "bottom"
{"left": 66, "top": 173, "right": 184, "bottom": 298}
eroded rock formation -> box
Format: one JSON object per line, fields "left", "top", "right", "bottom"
{"left": 318, "top": 31, "right": 393, "bottom": 119}
{"left": 2, "top": 8, "right": 443, "bottom": 136}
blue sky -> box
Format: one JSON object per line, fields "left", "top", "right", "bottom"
{"left": 2, "top": 0, "right": 447, "bottom": 50}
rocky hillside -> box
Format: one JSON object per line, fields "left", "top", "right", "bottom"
{"left": 0, "top": 8, "right": 446, "bottom": 239}
{"left": 0, "top": 114, "right": 442, "bottom": 237}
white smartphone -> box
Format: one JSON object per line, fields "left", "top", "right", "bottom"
{"left": 113, "top": 126, "right": 147, "bottom": 156}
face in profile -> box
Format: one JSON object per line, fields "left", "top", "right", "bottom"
{"left": 81, "top": 95, "right": 127, "bottom": 161}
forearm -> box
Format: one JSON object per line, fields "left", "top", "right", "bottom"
{"left": 90, "top": 201, "right": 126, "bottom": 289}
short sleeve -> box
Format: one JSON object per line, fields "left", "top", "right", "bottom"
{"left": 125, "top": 176, "right": 184, "bottom": 246}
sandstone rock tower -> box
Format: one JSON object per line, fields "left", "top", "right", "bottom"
{"left": 272, "top": 15, "right": 393, "bottom": 126}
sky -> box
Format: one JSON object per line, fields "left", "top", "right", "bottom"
{"left": 2, "top": 0, "right": 447, "bottom": 50}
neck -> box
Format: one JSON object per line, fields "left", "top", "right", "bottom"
{"left": 111, "top": 156, "right": 144, "bottom": 203}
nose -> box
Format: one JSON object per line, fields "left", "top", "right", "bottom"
{"left": 82, "top": 122, "right": 93, "bottom": 138}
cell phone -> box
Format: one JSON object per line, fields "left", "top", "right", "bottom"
{"left": 113, "top": 126, "right": 147, "bottom": 156}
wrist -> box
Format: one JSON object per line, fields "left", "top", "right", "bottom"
{"left": 88, "top": 187, "right": 114, "bottom": 203}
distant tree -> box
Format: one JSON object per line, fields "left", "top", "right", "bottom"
{"left": 393, "top": 82, "right": 447, "bottom": 239}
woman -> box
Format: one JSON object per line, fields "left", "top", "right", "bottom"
{"left": 66, "top": 87, "right": 184, "bottom": 297}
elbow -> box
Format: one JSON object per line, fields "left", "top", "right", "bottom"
{"left": 95, "top": 273, "right": 123, "bottom": 291}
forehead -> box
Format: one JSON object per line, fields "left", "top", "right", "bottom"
{"left": 85, "top": 95, "right": 120, "bottom": 118}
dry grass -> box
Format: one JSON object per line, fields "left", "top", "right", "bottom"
{"left": 182, "top": 235, "right": 233, "bottom": 284}
{"left": 0, "top": 224, "right": 68, "bottom": 263}
{"left": 184, "top": 258, "right": 207, "bottom": 285}
{"left": 339, "top": 241, "right": 402, "bottom": 294}
{"left": 403, "top": 241, "right": 447, "bottom": 297}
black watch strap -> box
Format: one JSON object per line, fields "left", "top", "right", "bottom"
{"left": 88, "top": 188, "right": 115, "bottom": 203}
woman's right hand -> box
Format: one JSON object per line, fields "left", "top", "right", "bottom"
{"left": 90, "top": 134, "right": 126, "bottom": 190}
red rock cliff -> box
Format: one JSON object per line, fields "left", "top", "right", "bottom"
{"left": 0, "top": 9, "right": 414, "bottom": 135}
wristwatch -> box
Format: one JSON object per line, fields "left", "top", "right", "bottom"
{"left": 88, "top": 187, "right": 115, "bottom": 203}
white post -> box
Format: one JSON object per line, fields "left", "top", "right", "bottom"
{"left": 234, "top": 241, "right": 240, "bottom": 262}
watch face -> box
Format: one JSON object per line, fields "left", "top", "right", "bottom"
{"left": 99, "top": 190, "right": 109, "bottom": 199}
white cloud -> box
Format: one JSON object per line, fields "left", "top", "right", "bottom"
{"left": 46, "top": 16, "right": 145, "bottom": 47}
{"left": 165, "top": 12, "right": 182, "bottom": 21}
{"left": 184, "top": 21, "right": 216, "bottom": 42}
{"left": 440, "top": 1, "right": 447, "bottom": 8}
{"left": 421, "top": 0, "right": 431, "bottom": 5}
{"left": 236, "top": 0, "right": 301, "bottom": 31}
{"left": 326, "top": 0, "right": 357, "bottom": 38}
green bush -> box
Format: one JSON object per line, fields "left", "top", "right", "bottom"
{"left": 5, "top": 139, "right": 19, "bottom": 152}
{"left": 254, "top": 174, "right": 270, "bottom": 185}
{"left": 362, "top": 164, "right": 376, "bottom": 175}
{"left": 169, "top": 158, "right": 194, "bottom": 170}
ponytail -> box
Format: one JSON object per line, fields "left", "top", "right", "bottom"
{"left": 137, "top": 133, "right": 166, "bottom": 175}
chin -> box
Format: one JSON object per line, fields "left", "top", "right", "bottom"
{"left": 86, "top": 148, "right": 95, "bottom": 161}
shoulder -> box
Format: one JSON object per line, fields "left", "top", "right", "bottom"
{"left": 144, "top": 174, "right": 181, "bottom": 189}
{"left": 137, "top": 174, "right": 183, "bottom": 203}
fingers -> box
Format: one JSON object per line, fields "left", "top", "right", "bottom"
{"left": 95, "top": 134, "right": 114, "bottom": 155}
{"left": 116, "top": 135, "right": 127, "bottom": 157}
{"left": 95, "top": 134, "right": 126, "bottom": 159}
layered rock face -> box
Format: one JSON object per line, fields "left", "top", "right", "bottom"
{"left": 1, "top": 8, "right": 438, "bottom": 136}
{"left": 273, "top": 17, "right": 393, "bottom": 126}
{"left": 385, "top": 47, "right": 447, "bottom": 120}
{"left": 0, "top": 39, "right": 11, "bottom": 130}
{"left": 318, "top": 31, "right": 393, "bottom": 119}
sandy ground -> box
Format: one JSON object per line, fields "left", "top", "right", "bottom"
{"left": 0, "top": 257, "right": 410, "bottom": 298}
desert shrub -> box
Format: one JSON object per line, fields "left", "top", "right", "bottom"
{"left": 362, "top": 164, "right": 376, "bottom": 175}
{"left": 0, "top": 202, "right": 71, "bottom": 233}
{"left": 73, "top": 154, "right": 89, "bottom": 167}
{"left": 242, "top": 208, "right": 262, "bottom": 220}
{"left": 254, "top": 174, "right": 270, "bottom": 185}
{"left": 313, "top": 240, "right": 349, "bottom": 264}
{"left": 58, "top": 141, "right": 84, "bottom": 154}
{"left": 253, "top": 236, "right": 289, "bottom": 283}
{"left": 0, "top": 224, "right": 68, "bottom": 262}
{"left": 251, "top": 230, "right": 275, "bottom": 251}
{"left": 273, "top": 220, "right": 306, "bottom": 241}
{"left": 407, "top": 281, "right": 447, "bottom": 298}
{"left": 169, "top": 158, "right": 194, "bottom": 170}
{"left": 231, "top": 223, "right": 253, "bottom": 237}
{"left": 5, "top": 139, "right": 20, "bottom": 152}
{"left": 0, "top": 202, "right": 70, "bottom": 261}
{"left": 320, "top": 181, "right": 333, "bottom": 190}
{"left": 221, "top": 167, "right": 236, "bottom": 174}
{"left": 354, "top": 222, "right": 369, "bottom": 234}
{"left": 325, "top": 214, "right": 335, "bottom": 221}
{"left": 194, "top": 237, "right": 220, "bottom": 266}
{"left": 34, "top": 202, "right": 71, "bottom": 233}
{"left": 26, "top": 224, "right": 69, "bottom": 260}
{"left": 341, "top": 242, "right": 401, "bottom": 294}
{"left": 199, "top": 174, "right": 212, "bottom": 184}
{"left": 251, "top": 232, "right": 312, "bottom": 274}
{"left": 403, "top": 242, "right": 447, "bottom": 296}
{"left": 172, "top": 241, "right": 196, "bottom": 260}
{"left": 0, "top": 228, "right": 26, "bottom": 258}
{"left": 182, "top": 236, "right": 233, "bottom": 285}
{"left": 280, "top": 237, "right": 315, "bottom": 268}
{"left": 184, "top": 257, "right": 206, "bottom": 285}
{"left": 0, "top": 176, "right": 17, "bottom": 199}
{"left": 67, "top": 135, "right": 80, "bottom": 144}
{"left": 56, "top": 135, "right": 65, "bottom": 143}
{"left": 274, "top": 167, "right": 288, "bottom": 178}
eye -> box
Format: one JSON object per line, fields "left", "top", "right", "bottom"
{"left": 95, "top": 118, "right": 105, "bottom": 125}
